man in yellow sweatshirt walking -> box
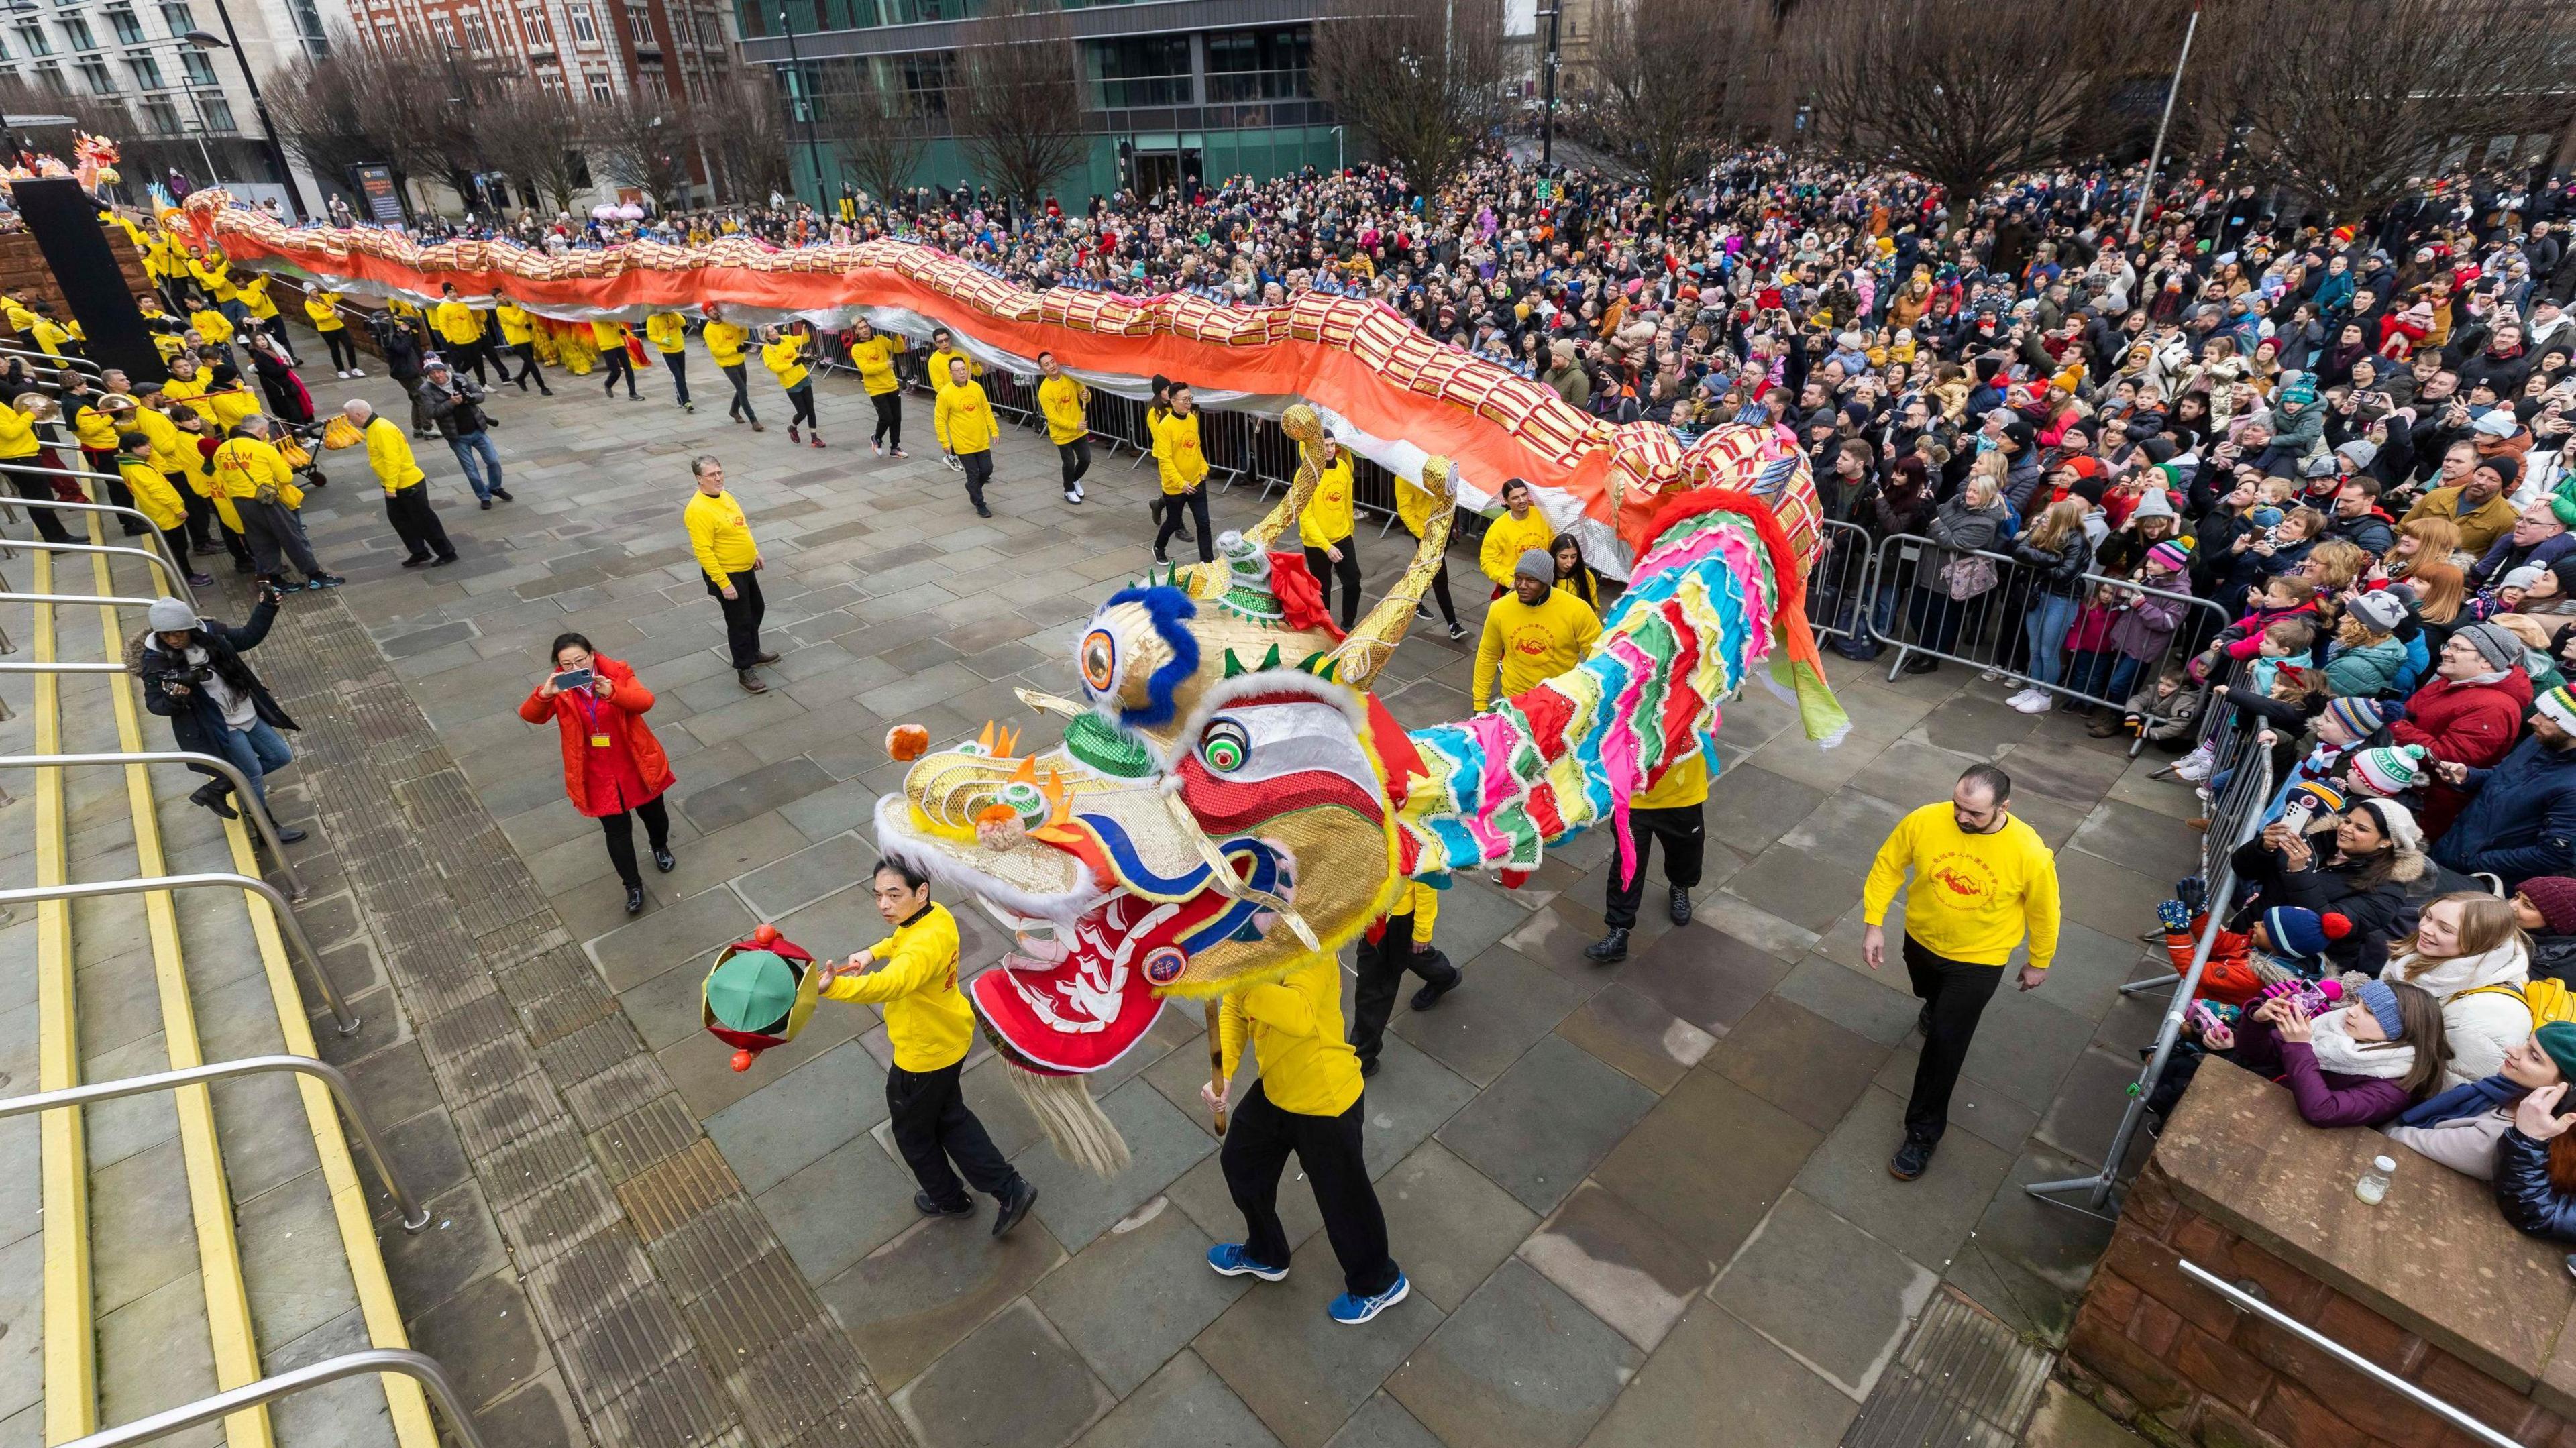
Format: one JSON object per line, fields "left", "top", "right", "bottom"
{"left": 1472, "top": 549, "right": 1602, "bottom": 712}
{"left": 818, "top": 858, "right": 1038, "bottom": 1235}
{"left": 934, "top": 355, "right": 999, "bottom": 518}
{"left": 1861, "top": 763, "right": 2060, "bottom": 1181}
{"left": 684, "top": 455, "right": 776, "bottom": 693}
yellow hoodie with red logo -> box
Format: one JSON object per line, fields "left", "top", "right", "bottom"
{"left": 1862, "top": 802, "right": 2060, "bottom": 969}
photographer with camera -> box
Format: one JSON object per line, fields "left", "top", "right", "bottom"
{"left": 417, "top": 360, "right": 510, "bottom": 510}
{"left": 127, "top": 591, "right": 305, "bottom": 840}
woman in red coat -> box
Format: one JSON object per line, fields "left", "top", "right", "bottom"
{"left": 517, "top": 632, "right": 677, "bottom": 915}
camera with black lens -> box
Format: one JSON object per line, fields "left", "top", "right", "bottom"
{"left": 169, "top": 662, "right": 214, "bottom": 689}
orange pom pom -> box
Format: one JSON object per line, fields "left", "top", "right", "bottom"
{"left": 974, "top": 803, "right": 1018, "bottom": 827}
{"left": 751, "top": 922, "right": 781, "bottom": 947}
{"left": 730, "top": 1048, "right": 755, "bottom": 1073}
{"left": 887, "top": 724, "right": 931, "bottom": 761}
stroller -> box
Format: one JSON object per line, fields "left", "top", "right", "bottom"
{"left": 272, "top": 419, "right": 331, "bottom": 492}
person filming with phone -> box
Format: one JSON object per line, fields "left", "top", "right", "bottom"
{"left": 518, "top": 632, "right": 678, "bottom": 916}
{"left": 131, "top": 588, "right": 305, "bottom": 840}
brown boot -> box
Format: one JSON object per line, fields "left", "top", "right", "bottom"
{"left": 737, "top": 668, "right": 768, "bottom": 693}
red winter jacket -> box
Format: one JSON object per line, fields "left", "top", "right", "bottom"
{"left": 2392, "top": 669, "right": 2534, "bottom": 836}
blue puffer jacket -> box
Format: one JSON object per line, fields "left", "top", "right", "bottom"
{"left": 2495, "top": 1129, "right": 2576, "bottom": 1241}
{"left": 2432, "top": 736, "right": 2576, "bottom": 889}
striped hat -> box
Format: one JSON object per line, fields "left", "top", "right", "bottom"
{"left": 2538, "top": 685, "right": 2576, "bottom": 737}
{"left": 2349, "top": 744, "right": 2427, "bottom": 797}
{"left": 2322, "top": 697, "right": 2398, "bottom": 741}
{"left": 2145, "top": 539, "right": 2191, "bottom": 574}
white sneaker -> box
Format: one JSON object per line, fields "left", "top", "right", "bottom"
{"left": 348, "top": 367, "right": 364, "bottom": 377}
{"left": 1064, "top": 489, "right": 1083, "bottom": 504}
{"left": 2003, "top": 687, "right": 2037, "bottom": 708}
{"left": 2013, "top": 691, "right": 2053, "bottom": 714}
{"left": 1980, "top": 668, "right": 2002, "bottom": 682}
{"left": 872, "top": 441, "right": 883, "bottom": 457}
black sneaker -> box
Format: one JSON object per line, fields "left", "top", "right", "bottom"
{"left": 975, "top": 503, "right": 993, "bottom": 518}
{"left": 1446, "top": 622, "right": 1468, "bottom": 641}
{"left": 1582, "top": 928, "right": 1630, "bottom": 964}
{"left": 1669, "top": 886, "right": 1693, "bottom": 926}
{"left": 400, "top": 554, "right": 431, "bottom": 568}
{"left": 1901, "top": 655, "right": 1940, "bottom": 675}
{"left": 653, "top": 846, "right": 674, "bottom": 873}
{"left": 625, "top": 884, "right": 645, "bottom": 915}
{"left": 991, "top": 1180, "right": 1038, "bottom": 1238}
{"left": 490, "top": 488, "right": 514, "bottom": 502}
{"left": 480, "top": 498, "right": 493, "bottom": 510}
{"left": 1409, "top": 961, "right": 1462, "bottom": 1011}
{"left": 270, "top": 824, "right": 307, "bottom": 844}
{"left": 1359, "top": 1056, "right": 1380, "bottom": 1079}
{"left": 1889, "top": 1135, "right": 1936, "bottom": 1181}
{"left": 915, "top": 1191, "right": 973, "bottom": 1218}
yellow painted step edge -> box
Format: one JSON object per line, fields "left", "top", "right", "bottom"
{"left": 33, "top": 548, "right": 93, "bottom": 1446}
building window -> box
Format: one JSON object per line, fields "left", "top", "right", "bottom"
{"left": 461, "top": 10, "right": 490, "bottom": 48}
{"left": 638, "top": 64, "right": 662, "bottom": 94}
{"left": 1205, "top": 27, "right": 1309, "bottom": 101}
{"left": 568, "top": 2, "right": 598, "bottom": 44}
{"left": 626, "top": 6, "right": 652, "bottom": 43}
{"left": 59, "top": 15, "right": 95, "bottom": 49}
{"left": 584, "top": 68, "right": 610, "bottom": 99}
{"left": 74, "top": 54, "right": 112, "bottom": 89}
{"left": 32, "top": 59, "right": 63, "bottom": 92}
{"left": 200, "top": 93, "right": 233, "bottom": 128}
{"left": 158, "top": 1, "right": 193, "bottom": 30}
{"left": 521, "top": 8, "right": 551, "bottom": 46}
{"left": 103, "top": 7, "right": 142, "bottom": 44}
{"left": 141, "top": 94, "right": 179, "bottom": 131}
{"left": 0, "top": 33, "right": 10, "bottom": 58}
{"left": 13, "top": 22, "right": 41, "bottom": 52}
{"left": 180, "top": 46, "right": 212, "bottom": 82}
{"left": 694, "top": 11, "right": 716, "bottom": 46}
{"left": 124, "top": 50, "right": 158, "bottom": 85}
{"left": 1087, "top": 34, "right": 1189, "bottom": 108}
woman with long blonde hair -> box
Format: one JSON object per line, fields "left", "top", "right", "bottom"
{"left": 2389, "top": 893, "right": 2532, "bottom": 1090}
{"left": 2387, "top": 516, "right": 2463, "bottom": 580}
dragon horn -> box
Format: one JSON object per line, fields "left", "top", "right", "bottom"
{"left": 1329, "top": 454, "right": 1460, "bottom": 692}
{"left": 1175, "top": 402, "right": 1331, "bottom": 598}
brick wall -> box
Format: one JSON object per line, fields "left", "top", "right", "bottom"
{"left": 0, "top": 225, "right": 153, "bottom": 336}
{"left": 2063, "top": 1159, "right": 2568, "bottom": 1448}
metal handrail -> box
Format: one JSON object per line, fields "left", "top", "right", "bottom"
{"left": 0, "top": 876, "right": 357, "bottom": 1035}
{"left": 1, "top": 591, "right": 157, "bottom": 608}
{"left": 0, "top": 342, "right": 103, "bottom": 375}
{"left": 2176, "top": 1259, "right": 2518, "bottom": 1448}
{"left": 0, "top": 1054, "right": 427, "bottom": 1229}
{"left": 0, "top": 753, "right": 303, "bottom": 897}
{"left": 1, "top": 539, "right": 198, "bottom": 610}
{"left": 59, "top": 1349, "right": 487, "bottom": 1448}
{"left": 0, "top": 494, "right": 193, "bottom": 587}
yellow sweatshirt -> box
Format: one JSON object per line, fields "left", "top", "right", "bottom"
{"left": 1299, "top": 456, "right": 1356, "bottom": 547}
{"left": 1473, "top": 588, "right": 1601, "bottom": 710}
{"left": 433, "top": 300, "right": 482, "bottom": 345}
{"left": 1218, "top": 953, "right": 1363, "bottom": 1117}
{"left": 1635, "top": 749, "right": 1709, "bottom": 810}
{"left": 1388, "top": 879, "right": 1440, "bottom": 938}
{"left": 762, "top": 335, "right": 809, "bottom": 390}
{"left": 0, "top": 402, "right": 36, "bottom": 459}
{"left": 132, "top": 404, "right": 185, "bottom": 475}
{"left": 928, "top": 346, "right": 979, "bottom": 391}
{"left": 848, "top": 333, "right": 905, "bottom": 396}
{"left": 645, "top": 312, "right": 688, "bottom": 355}
{"left": 366, "top": 416, "right": 425, "bottom": 494}
{"left": 934, "top": 380, "right": 996, "bottom": 455}
{"left": 1037, "top": 374, "right": 1089, "bottom": 445}
{"left": 1862, "top": 802, "right": 2061, "bottom": 970}
{"left": 120, "top": 457, "right": 186, "bottom": 530}
{"left": 704, "top": 320, "right": 748, "bottom": 367}
{"left": 495, "top": 303, "right": 534, "bottom": 345}
{"left": 189, "top": 307, "right": 233, "bottom": 345}
{"left": 1154, "top": 410, "right": 1208, "bottom": 494}
{"left": 211, "top": 436, "right": 300, "bottom": 507}
{"left": 304, "top": 292, "right": 345, "bottom": 331}
{"left": 821, "top": 903, "right": 975, "bottom": 1072}
{"left": 1479, "top": 508, "right": 1556, "bottom": 589}
{"left": 684, "top": 487, "right": 759, "bottom": 588}
{"left": 238, "top": 276, "right": 278, "bottom": 321}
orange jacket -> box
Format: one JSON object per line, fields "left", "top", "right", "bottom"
{"left": 515, "top": 656, "right": 676, "bottom": 817}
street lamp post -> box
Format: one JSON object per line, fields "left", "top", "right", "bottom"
{"left": 1537, "top": 3, "right": 1560, "bottom": 168}
{"left": 775, "top": 3, "right": 825, "bottom": 203}
{"left": 183, "top": 11, "right": 307, "bottom": 221}
{"left": 2127, "top": 0, "right": 2201, "bottom": 245}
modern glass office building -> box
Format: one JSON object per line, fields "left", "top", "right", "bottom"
{"left": 731, "top": 0, "right": 1342, "bottom": 205}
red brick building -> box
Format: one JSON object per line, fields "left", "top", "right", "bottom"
{"left": 349, "top": 0, "right": 738, "bottom": 106}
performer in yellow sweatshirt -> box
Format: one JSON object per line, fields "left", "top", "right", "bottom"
{"left": 846, "top": 318, "right": 906, "bottom": 457}
{"left": 645, "top": 311, "right": 692, "bottom": 412}
{"left": 1860, "top": 763, "right": 2060, "bottom": 1181}
{"left": 1204, "top": 950, "right": 1411, "bottom": 1325}
{"left": 933, "top": 357, "right": 998, "bottom": 518}
{"left": 818, "top": 858, "right": 1038, "bottom": 1235}
{"left": 1347, "top": 880, "right": 1460, "bottom": 1078}
{"left": 1472, "top": 549, "right": 1601, "bottom": 712}
{"left": 1297, "top": 437, "right": 1362, "bottom": 629}
{"left": 1582, "top": 748, "right": 1709, "bottom": 964}
{"left": 1036, "top": 350, "right": 1089, "bottom": 502}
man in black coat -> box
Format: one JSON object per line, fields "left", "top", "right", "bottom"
{"left": 129, "top": 590, "right": 305, "bottom": 839}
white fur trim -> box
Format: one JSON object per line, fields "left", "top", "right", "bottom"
{"left": 871, "top": 794, "right": 1101, "bottom": 926}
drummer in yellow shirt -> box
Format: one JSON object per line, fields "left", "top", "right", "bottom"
{"left": 1296, "top": 437, "right": 1363, "bottom": 629}
{"left": 1477, "top": 478, "right": 1556, "bottom": 598}
{"left": 645, "top": 311, "right": 693, "bottom": 412}
{"left": 815, "top": 858, "right": 1038, "bottom": 1234}
{"left": 1035, "top": 351, "right": 1090, "bottom": 502}
{"left": 1203, "top": 947, "right": 1411, "bottom": 1325}
{"left": 845, "top": 318, "right": 907, "bottom": 457}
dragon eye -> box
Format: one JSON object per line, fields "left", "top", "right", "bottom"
{"left": 1199, "top": 718, "right": 1249, "bottom": 773}
{"left": 1079, "top": 628, "right": 1118, "bottom": 693}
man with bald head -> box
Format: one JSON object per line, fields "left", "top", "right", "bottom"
{"left": 349, "top": 398, "right": 454, "bottom": 567}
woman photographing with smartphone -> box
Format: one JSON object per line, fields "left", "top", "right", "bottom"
{"left": 518, "top": 632, "right": 677, "bottom": 915}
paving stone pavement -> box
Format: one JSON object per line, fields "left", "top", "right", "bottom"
{"left": 248, "top": 335, "right": 2190, "bottom": 1447}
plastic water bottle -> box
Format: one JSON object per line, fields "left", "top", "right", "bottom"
{"left": 2357, "top": 1155, "right": 2394, "bottom": 1205}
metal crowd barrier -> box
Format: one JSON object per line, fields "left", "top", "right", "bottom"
{"left": 1803, "top": 519, "right": 1876, "bottom": 644}
{"left": 2026, "top": 739, "right": 2273, "bottom": 1217}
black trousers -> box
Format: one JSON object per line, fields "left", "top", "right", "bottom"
{"left": 960, "top": 449, "right": 992, "bottom": 508}
{"left": 1057, "top": 437, "right": 1091, "bottom": 490}
{"left": 321, "top": 329, "right": 360, "bottom": 372}
{"left": 1348, "top": 911, "right": 1456, "bottom": 1070}
{"left": 1305, "top": 537, "right": 1362, "bottom": 629}
{"left": 705, "top": 569, "right": 766, "bottom": 669}
{"left": 785, "top": 383, "right": 818, "bottom": 431}
{"left": 888, "top": 1058, "right": 1020, "bottom": 1211}
{"left": 238, "top": 498, "right": 323, "bottom": 580}
{"left": 179, "top": 478, "right": 218, "bottom": 549}
{"left": 663, "top": 350, "right": 689, "bottom": 406}
{"left": 723, "top": 363, "right": 758, "bottom": 423}
{"left": 385, "top": 485, "right": 454, "bottom": 561}
{"left": 1155, "top": 488, "right": 1214, "bottom": 561}
{"left": 1603, "top": 803, "right": 1707, "bottom": 930}
{"left": 600, "top": 347, "right": 636, "bottom": 397}
{"left": 871, "top": 391, "right": 902, "bottom": 447}
{"left": 1902, "top": 936, "right": 2006, "bottom": 1146}
{"left": 598, "top": 794, "right": 671, "bottom": 889}
{"left": 455, "top": 336, "right": 490, "bottom": 383}
{"left": 508, "top": 341, "right": 549, "bottom": 392}
{"left": 1222, "top": 1082, "right": 1398, "bottom": 1297}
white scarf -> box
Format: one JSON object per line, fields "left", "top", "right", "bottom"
{"left": 2390, "top": 940, "right": 2530, "bottom": 1001}
{"left": 2306, "top": 1009, "right": 2418, "bottom": 1080}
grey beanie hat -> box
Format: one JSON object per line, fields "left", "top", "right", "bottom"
{"left": 2455, "top": 620, "right": 2522, "bottom": 669}
{"left": 146, "top": 596, "right": 195, "bottom": 632}
{"left": 1515, "top": 549, "right": 1554, "bottom": 585}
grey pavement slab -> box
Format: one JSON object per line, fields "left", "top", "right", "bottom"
{"left": 1194, "top": 1229, "right": 1444, "bottom": 1448}
{"left": 1434, "top": 1035, "right": 1654, "bottom": 1216}
{"left": 1709, "top": 1190, "right": 1940, "bottom": 1401}
{"left": 1028, "top": 1199, "right": 1248, "bottom": 1397}
{"left": 1012, "top": 1078, "right": 1217, "bottom": 1254}
{"left": 1515, "top": 1182, "right": 1713, "bottom": 1353}
{"left": 1385, "top": 1259, "right": 1641, "bottom": 1448}
{"left": 890, "top": 1298, "right": 1114, "bottom": 1448}
{"left": 1069, "top": 1349, "right": 1280, "bottom": 1448}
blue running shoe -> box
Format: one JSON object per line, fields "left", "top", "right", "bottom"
{"left": 1207, "top": 1243, "right": 1287, "bottom": 1282}
{"left": 1327, "top": 1272, "right": 1411, "bottom": 1325}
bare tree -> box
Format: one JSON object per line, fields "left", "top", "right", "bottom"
{"left": 473, "top": 81, "right": 594, "bottom": 216}
{"left": 2190, "top": 0, "right": 2575, "bottom": 224}
{"left": 266, "top": 48, "right": 383, "bottom": 194}
{"left": 951, "top": 0, "right": 1089, "bottom": 217}
{"left": 818, "top": 68, "right": 928, "bottom": 207}
{"left": 592, "top": 97, "right": 696, "bottom": 209}
{"left": 1574, "top": 0, "right": 1762, "bottom": 203}
{"left": 343, "top": 40, "right": 484, "bottom": 211}
{"left": 1311, "top": 0, "right": 1506, "bottom": 197}
{"left": 696, "top": 74, "right": 795, "bottom": 205}
{"left": 1795, "top": 0, "right": 2172, "bottom": 231}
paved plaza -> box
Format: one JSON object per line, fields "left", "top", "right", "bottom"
{"left": 177, "top": 348, "right": 2182, "bottom": 1447}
